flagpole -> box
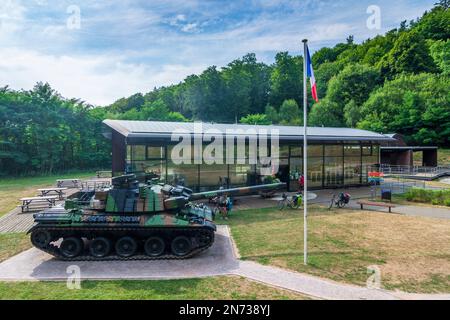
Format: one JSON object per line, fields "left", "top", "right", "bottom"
{"left": 302, "top": 39, "right": 308, "bottom": 266}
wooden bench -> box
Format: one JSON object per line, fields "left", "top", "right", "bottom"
{"left": 20, "top": 196, "right": 58, "bottom": 213}
{"left": 357, "top": 201, "right": 396, "bottom": 213}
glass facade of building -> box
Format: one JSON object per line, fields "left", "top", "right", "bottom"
{"left": 124, "top": 142, "right": 380, "bottom": 191}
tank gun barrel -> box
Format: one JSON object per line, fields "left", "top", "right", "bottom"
{"left": 189, "top": 183, "right": 286, "bottom": 201}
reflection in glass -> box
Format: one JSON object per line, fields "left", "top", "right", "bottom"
{"left": 199, "top": 164, "right": 228, "bottom": 190}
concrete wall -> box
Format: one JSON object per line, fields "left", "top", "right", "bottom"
{"left": 381, "top": 150, "right": 413, "bottom": 166}
{"left": 423, "top": 149, "right": 438, "bottom": 167}
{"left": 111, "top": 131, "right": 126, "bottom": 176}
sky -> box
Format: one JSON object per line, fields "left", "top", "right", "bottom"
{"left": 0, "top": 0, "right": 436, "bottom": 106}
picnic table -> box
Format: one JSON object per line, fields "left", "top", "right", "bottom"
{"left": 37, "top": 187, "right": 68, "bottom": 200}
{"left": 20, "top": 196, "right": 57, "bottom": 213}
{"left": 56, "top": 179, "right": 80, "bottom": 188}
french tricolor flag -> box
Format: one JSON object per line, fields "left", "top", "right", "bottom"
{"left": 306, "top": 45, "right": 319, "bottom": 103}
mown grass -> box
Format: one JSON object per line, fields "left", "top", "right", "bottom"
{"left": 0, "top": 233, "right": 31, "bottom": 263}
{"left": 414, "top": 149, "right": 450, "bottom": 166}
{"left": 438, "top": 149, "right": 450, "bottom": 166}
{"left": 0, "top": 276, "right": 308, "bottom": 300}
{"left": 0, "top": 171, "right": 95, "bottom": 217}
{"left": 225, "top": 206, "right": 450, "bottom": 293}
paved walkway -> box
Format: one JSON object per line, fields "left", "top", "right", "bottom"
{"left": 1, "top": 226, "right": 449, "bottom": 300}
{"left": 347, "top": 201, "right": 450, "bottom": 219}
{"left": 0, "top": 208, "right": 35, "bottom": 233}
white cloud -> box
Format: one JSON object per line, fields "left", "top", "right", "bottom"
{"left": 0, "top": 48, "right": 206, "bottom": 105}
{"left": 0, "top": 0, "right": 26, "bottom": 39}
{"left": 0, "top": 0, "right": 437, "bottom": 105}
{"left": 181, "top": 22, "right": 198, "bottom": 33}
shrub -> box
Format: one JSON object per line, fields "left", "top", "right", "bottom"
{"left": 405, "top": 188, "right": 450, "bottom": 206}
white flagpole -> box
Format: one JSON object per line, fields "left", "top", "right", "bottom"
{"left": 302, "top": 39, "right": 308, "bottom": 266}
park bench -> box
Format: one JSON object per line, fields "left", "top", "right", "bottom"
{"left": 96, "top": 171, "right": 112, "bottom": 178}
{"left": 357, "top": 200, "right": 396, "bottom": 213}
{"left": 37, "top": 187, "right": 68, "bottom": 200}
{"left": 56, "top": 179, "right": 80, "bottom": 188}
{"left": 20, "top": 196, "right": 57, "bottom": 213}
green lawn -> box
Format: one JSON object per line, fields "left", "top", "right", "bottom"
{"left": 0, "top": 171, "right": 96, "bottom": 217}
{"left": 413, "top": 148, "right": 449, "bottom": 166}
{"left": 225, "top": 206, "right": 450, "bottom": 293}
{"left": 438, "top": 149, "right": 450, "bottom": 166}
{"left": 0, "top": 277, "right": 307, "bottom": 300}
{"left": 0, "top": 233, "right": 31, "bottom": 263}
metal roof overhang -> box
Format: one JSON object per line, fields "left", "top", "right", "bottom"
{"left": 102, "top": 120, "right": 396, "bottom": 144}
{"left": 123, "top": 133, "right": 393, "bottom": 144}
{"left": 381, "top": 146, "right": 438, "bottom": 151}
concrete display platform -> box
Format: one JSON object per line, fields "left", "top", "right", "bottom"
{"left": 0, "top": 226, "right": 238, "bottom": 281}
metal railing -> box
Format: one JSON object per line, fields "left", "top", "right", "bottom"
{"left": 377, "top": 164, "right": 450, "bottom": 178}
{"left": 369, "top": 180, "right": 433, "bottom": 200}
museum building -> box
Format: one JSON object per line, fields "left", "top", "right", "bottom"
{"left": 103, "top": 120, "right": 397, "bottom": 191}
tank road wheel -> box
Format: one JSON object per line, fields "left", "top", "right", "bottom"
{"left": 89, "top": 237, "right": 111, "bottom": 258}
{"left": 60, "top": 237, "right": 83, "bottom": 258}
{"left": 171, "top": 236, "right": 191, "bottom": 257}
{"left": 31, "top": 230, "right": 51, "bottom": 249}
{"left": 197, "top": 232, "right": 213, "bottom": 247}
{"left": 144, "top": 237, "right": 165, "bottom": 257}
{"left": 115, "top": 237, "right": 137, "bottom": 257}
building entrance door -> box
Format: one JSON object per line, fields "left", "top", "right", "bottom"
{"left": 276, "top": 165, "right": 290, "bottom": 186}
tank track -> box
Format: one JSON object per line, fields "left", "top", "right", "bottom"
{"left": 30, "top": 226, "right": 214, "bottom": 261}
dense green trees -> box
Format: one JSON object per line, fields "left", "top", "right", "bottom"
{"left": 358, "top": 73, "right": 449, "bottom": 145}
{"left": 310, "top": 64, "right": 382, "bottom": 127}
{"left": 0, "top": 83, "right": 110, "bottom": 175}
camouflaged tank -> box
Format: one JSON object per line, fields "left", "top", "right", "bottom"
{"left": 28, "top": 174, "right": 285, "bottom": 260}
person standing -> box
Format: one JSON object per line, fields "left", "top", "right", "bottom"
{"left": 298, "top": 174, "right": 305, "bottom": 193}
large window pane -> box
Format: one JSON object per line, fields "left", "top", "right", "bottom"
{"left": 344, "top": 156, "right": 361, "bottom": 185}
{"left": 167, "top": 161, "right": 199, "bottom": 189}
{"left": 344, "top": 145, "right": 361, "bottom": 156}
{"left": 229, "top": 164, "right": 253, "bottom": 187}
{"left": 307, "top": 156, "right": 323, "bottom": 188}
{"left": 199, "top": 164, "right": 228, "bottom": 190}
{"left": 130, "top": 160, "right": 166, "bottom": 180}
{"left": 279, "top": 146, "right": 290, "bottom": 158}
{"left": 131, "top": 145, "right": 146, "bottom": 161}
{"left": 362, "top": 145, "right": 372, "bottom": 156}
{"left": 290, "top": 146, "right": 302, "bottom": 157}
{"left": 324, "top": 156, "right": 343, "bottom": 187}
{"left": 308, "top": 145, "right": 323, "bottom": 157}
{"left": 325, "top": 145, "right": 343, "bottom": 157}
{"left": 289, "top": 158, "right": 303, "bottom": 191}
{"left": 126, "top": 145, "right": 131, "bottom": 161}
{"left": 147, "top": 146, "right": 165, "bottom": 159}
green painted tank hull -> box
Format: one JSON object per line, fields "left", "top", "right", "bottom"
{"left": 29, "top": 174, "right": 285, "bottom": 260}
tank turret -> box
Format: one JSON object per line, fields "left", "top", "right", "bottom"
{"left": 28, "top": 174, "right": 286, "bottom": 260}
